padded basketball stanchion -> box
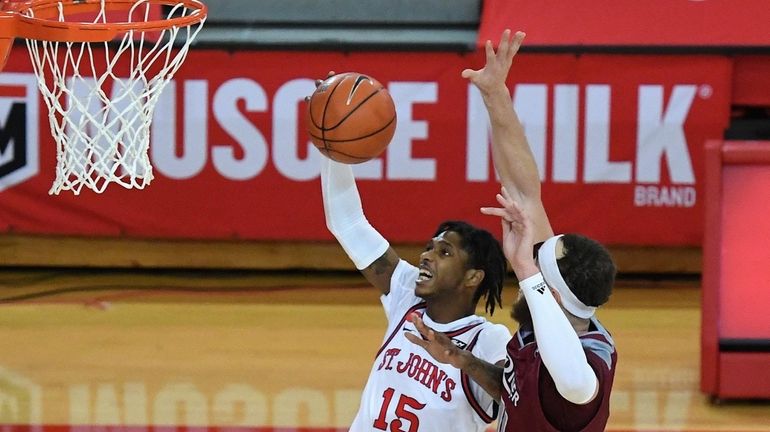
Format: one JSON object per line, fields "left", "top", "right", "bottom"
{"left": 702, "top": 139, "right": 770, "bottom": 400}
{"left": 0, "top": 0, "right": 207, "bottom": 194}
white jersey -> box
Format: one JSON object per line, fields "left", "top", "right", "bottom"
{"left": 350, "top": 260, "right": 512, "bottom": 432}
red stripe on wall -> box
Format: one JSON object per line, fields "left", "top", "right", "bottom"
{"left": 733, "top": 56, "right": 770, "bottom": 106}
{"left": 478, "top": 0, "right": 770, "bottom": 47}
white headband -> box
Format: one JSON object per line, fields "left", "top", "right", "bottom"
{"left": 537, "top": 235, "right": 596, "bottom": 319}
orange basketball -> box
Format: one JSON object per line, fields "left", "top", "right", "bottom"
{"left": 306, "top": 72, "right": 397, "bottom": 164}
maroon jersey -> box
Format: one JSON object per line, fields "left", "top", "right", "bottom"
{"left": 498, "top": 318, "right": 617, "bottom": 432}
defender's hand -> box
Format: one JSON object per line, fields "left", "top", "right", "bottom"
{"left": 404, "top": 313, "right": 470, "bottom": 370}
{"left": 462, "top": 29, "right": 525, "bottom": 96}
{"left": 481, "top": 186, "right": 539, "bottom": 279}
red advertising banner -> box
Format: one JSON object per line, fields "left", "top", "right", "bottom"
{"left": 479, "top": 0, "right": 770, "bottom": 48}
{"left": 733, "top": 56, "right": 770, "bottom": 106}
{"left": 0, "top": 48, "right": 730, "bottom": 246}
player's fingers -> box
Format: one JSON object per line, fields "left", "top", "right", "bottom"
{"left": 495, "top": 193, "right": 511, "bottom": 207}
{"left": 506, "top": 202, "right": 525, "bottom": 223}
{"left": 413, "top": 314, "right": 451, "bottom": 344}
{"left": 326, "top": 70, "right": 336, "bottom": 78}
{"left": 410, "top": 313, "right": 432, "bottom": 337}
{"left": 507, "top": 32, "right": 525, "bottom": 61}
{"left": 498, "top": 190, "right": 520, "bottom": 211}
{"left": 485, "top": 39, "right": 495, "bottom": 63}
{"left": 500, "top": 186, "right": 513, "bottom": 201}
{"left": 491, "top": 198, "right": 522, "bottom": 224}
{"left": 483, "top": 207, "right": 514, "bottom": 224}
{"left": 509, "top": 204, "right": 531, "bottom": 230}
{"left": 480, "top": 207, "right": 509, "bottom": 219}
{"left": 502, "top": 217, "right": 512, "bottom": 237}
{"left": 500, "top": 190, "right": 522, "bottom": 216}
{"left": 412, "top": 318, "right": 446, "bottom": 348}
{"left": 482, "top": 207, "right": 514, "bottom": 222}
{"left": 510, "top": 31, "right": 526, "bottom": 58}
{"left": 404, "top": 331, "right": 428, "bottom": 349}
{"left": 461, "top": 68, "right": 478, "bottom": 80}
{"left": 509, "top": 199, "right": 526, "bottom": 217}
{"left": 498, "top": 29, "right": 511, "bottom": 59}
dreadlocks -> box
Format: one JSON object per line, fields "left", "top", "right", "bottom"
{"left": 433, "top": 220, "right": 507, "bottom": 315}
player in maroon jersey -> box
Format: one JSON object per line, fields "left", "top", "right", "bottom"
{"left": 405, "top": 30, "right": 617, "bottom": 431}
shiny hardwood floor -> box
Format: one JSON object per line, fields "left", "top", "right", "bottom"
{"left": 0, "top": 269, "right": 768, "bottom": 431}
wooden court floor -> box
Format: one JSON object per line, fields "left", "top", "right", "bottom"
{"left": 0, "top": 268, "right": 768, "bottom": 431}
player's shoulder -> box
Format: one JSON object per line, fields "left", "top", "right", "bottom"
{"left": 472, "top": 320, "right": 513, "bottom": 361}
{"left": 380, "top": 260, "right": 421, "bottom": 319}
{"left": 389, "top": 259, "right": 418, "bottom": 290}
{"left": 582, "top": 317, "right": 615, "bottom": 346}
{"left": 580, "top": 318, "right": 617, "bottom": 370}
{"left": 384, "top": 259, "right": 418, "bottom": 300}
{"left": 478, "top": 321, "right": 513, "bottom": 341}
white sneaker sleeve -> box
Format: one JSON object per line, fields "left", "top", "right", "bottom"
{"left": 320, "top": 157, "right": 390, "bottom": 270}
{"left": 518, "top": 273, "right": 599, "bottom": 404}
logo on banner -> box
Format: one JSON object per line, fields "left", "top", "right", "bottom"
{"left": 467, "top": 83, "right": 712, "bottom": 208}
{"left": 0, "top": 73, "right": 39, "bottom": 192}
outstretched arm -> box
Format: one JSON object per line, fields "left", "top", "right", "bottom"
{"left": 320, "top": 157, "right": 399, "bottom": 294}
{"left": 465, "top": 30, "right": 553, "bottom": 242}
{"left": 482, "top": 188, "right": 599, "bottom": 404}
{"left": 404, "top": 313, "right": 504, "bottom": 400}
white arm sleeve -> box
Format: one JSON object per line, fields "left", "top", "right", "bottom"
{"left": 320, "top": 157, "right": 390, "bottom": 270}
{"left": 519, "top": 273, "right": 599, "bottom": 404}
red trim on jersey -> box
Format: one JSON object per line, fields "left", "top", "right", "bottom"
{"left": 460, "top": 328, "right": 499, "bottom": 424}
{"left": 414, "top": 319, "right": 484, "bottom": 343}
{"left": 374, "top": 302, "right": 427, "bottom": 359}
{"left": 445, "top": 321, "right": 484, "bottom": 338}
{"left": 510, "top": 327, "right": 534, "bottom": 351}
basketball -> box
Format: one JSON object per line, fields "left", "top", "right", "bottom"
{"left": 306, "top": 72, "right": 397, "bottom": 164}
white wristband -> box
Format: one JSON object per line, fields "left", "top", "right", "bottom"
{"left": 518, "top": 272, "right": 548, "bottom": 296}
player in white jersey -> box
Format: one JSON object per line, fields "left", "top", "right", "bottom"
{"left": 318, "top": 150, "right": 512, "bottom": 431}
{"left": 350, "top": 257, "right": 511, "bottom": 431}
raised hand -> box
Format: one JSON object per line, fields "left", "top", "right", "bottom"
{"left": 481, "top": 187, "right": 540, "bottom": 279}
{"left": 315, "top": 70, "right": 336, "bottom": 87}
{"left": 305, "top": 71, "right": 337, "bottom": 101}
{"left": 461, "top": 29, "right": 525, "bottom": 96}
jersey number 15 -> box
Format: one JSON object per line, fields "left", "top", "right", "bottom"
{"left": 373, "top": 387, "right": 426, "bottom": 432}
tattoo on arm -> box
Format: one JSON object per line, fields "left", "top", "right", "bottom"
{"left": 361, "top": 247, "right": 399, "bottom": 295}
{"left": 462, "top": 356, "right": 504, "bottom": 400}
{"left": 371, "top": 254, "right": 394, "bottom": 275}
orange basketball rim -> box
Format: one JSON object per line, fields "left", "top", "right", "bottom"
{"left": 0, "top": 0, "right": 208, "bottom": 194}
{"left": 0, "top": 0, "right": 207, "bottom": 71}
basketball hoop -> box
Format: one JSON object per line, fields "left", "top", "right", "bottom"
{"left": 0, "top": 0, "right": 207, "bottom": 194}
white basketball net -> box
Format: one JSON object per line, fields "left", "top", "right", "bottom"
{"left": 22, "top": 0, "right": 205, "bottom": 194}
